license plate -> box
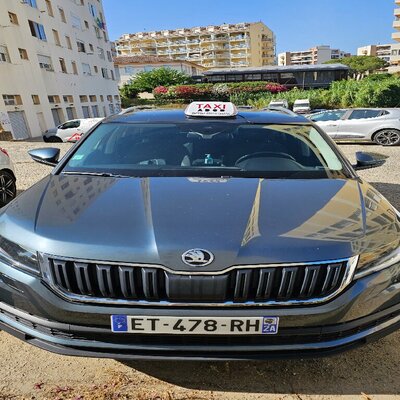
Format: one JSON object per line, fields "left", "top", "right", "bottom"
{"left": 111, "top": 315, "right": 279, "bottom": 335}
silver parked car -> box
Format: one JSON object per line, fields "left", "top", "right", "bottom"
{"left": 308, "top": 108, "right": 400, "bottom": 146}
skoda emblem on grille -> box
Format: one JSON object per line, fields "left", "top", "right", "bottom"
{"left": 182, "top": 249, "right": 214, "bottom": 267}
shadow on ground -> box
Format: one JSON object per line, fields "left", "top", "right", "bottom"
{"left": 121, "top": 332, "right": 400, "bottom": 395}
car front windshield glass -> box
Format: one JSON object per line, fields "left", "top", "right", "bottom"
{"left": 62, "top": 122, "right": 347, "bottom": 179}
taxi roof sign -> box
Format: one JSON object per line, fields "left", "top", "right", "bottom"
{"left": 185, "top": 102, "right": 238, "bottom": 118}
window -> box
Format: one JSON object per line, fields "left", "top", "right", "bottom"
{"left": 107, "top": 95, "right": 112, "bottom": 102}
{"left": 8, "top": 12, "right": 19, "bottom": 25}
{"left": 0, "top": 46, "right": 10, "bottom": 63}
{"left": 94, "top": 26, "right": 101, "bottom": 39}
{"left": 89, "top": 44, "right": 94, "bottom": 53}
{"left": 77, "top": 40, "right": 86, "bottom": 53}
{"left": 89, "top": 3, "right": 97, "bottom": 17}
{"left": 58, "top": 7, "right": 66, "bottom": 23}
{"left": 107, "top": 51, "right": 112, "bottom": 62}
{"left": 89, "top": 95, "right": 97, "bottom": 102}
{"left": 71, "top": 61, "right": 78, "bottom": 75}
{"left": 98, "top": 47, "right": 105, "bottom": 59}
{"left": 94, "top": 65, "right": 98, "bottom": 73}
{"left": 111, "top": 70, "right": 115, "bottom": 80}
{"left": 52, "top": 29, "right": 61, "bottom": 46}
{"left": 48, "top": 95, "right": 61, "bottom": 104}
{"left": 64, "top": 124, "right": 346, "bottom": 179}
{"left": 114, "top": 95, "right": 120, "bottom": 102}
{"left": 84, "top": 20, "right": 89, "bottom": 29}
{"left": 38, "top": 54, "right": 53, "bottom": 71}
{"left": 101, "top": 68, "right": 109, "bottom": 79}
{"left": 61, "top": 120, "right": 80, "bottom": 129}
{"left": 25, "top": 0, "right": 37, "bottom": 8}
{"left": 348, "top": 110, "right": 382, "bottom": 120}
{"left": 19, "top": 48, "right": 29, "bottom": 60}
{"left": 59, "top": 58, "right": 67, "bottom": 73}
{"left": 65, "top": 36, "right": 72, "bottom": 50}
{"left": 103, "top": 30, "right": 108, "bottom": 42}
{"left": 71, "top": 13, "right": 82, "bottom": 29}
{"left": 310, "top": 110, "right": 346, "bottom": 122}
{"left": 82, "top": 63, "right": 91, "bottom": 75}
{"left": 244, "top": 73, "right": 262, "bottom": 81}
{"left": 32, "top": 95, "right": 40, "bottom": 105}
{"left": 100, "top": 95, "right": 104, "bottom": 102}
{"left": 80, "top": 95, "right": 88, "bottom": 103}
{"left": 28, "top": 20, "right": 47, "bottom": 41}
{"left": 63, "top": 95, "right": 74, "bottom": 103}
{"left": 109, "top": 103, "right": 115, "bottom": 114}
{"left": 45, "top": 0, "right": 54, "bottom": 16}
{"left": 3, "top": 95, "right": 22, "bottom": 106}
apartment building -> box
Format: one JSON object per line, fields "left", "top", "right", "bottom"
{"left": 391, "top": 0, "right": 400, "bottom": 72}
{"left": 114, "top": 55, "right": 204, "bottom": 87}
{"left": 278, "top": 46, "right": 350, "bottom": 66}
{"left": 0, "top": 0, "right": 119, "bottom": 140}
{"left": 115, "top": 22, "right": 276, "bottom": 70}
{"left": 357, "top": 43, "right": 400, "bottom": 73}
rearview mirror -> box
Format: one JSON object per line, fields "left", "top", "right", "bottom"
{"left": 28, "top": 148, "right": 60, "bottom": 167}
{"left": 353, "top": 151, "right": 386, "bottom": 171}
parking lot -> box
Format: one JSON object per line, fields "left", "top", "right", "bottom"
{"left": 0, "top": 140, "right": 399, "bottom": 400}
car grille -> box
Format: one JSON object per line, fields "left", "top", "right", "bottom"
{"left": 45, "top": 257, "right": 352, "bottom": 306}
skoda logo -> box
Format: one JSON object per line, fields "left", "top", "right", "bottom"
{"left": 182, "top": 249, "right": 214, "bottom": 267}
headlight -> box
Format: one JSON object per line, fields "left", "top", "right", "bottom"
{"left": 354, "top": 243, "right": 400, "bottom": 279}
{"left": 0, "top": 236, "right": 40, "bottom": 275}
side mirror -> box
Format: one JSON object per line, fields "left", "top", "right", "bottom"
{"left": 28, "top": 148, "right": 60, "bottom": 167}
{"left": 353, "top": 151, "right": 386, "bottom": 171}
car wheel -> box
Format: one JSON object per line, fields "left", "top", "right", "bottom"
{"left": 47, "top": 136, "right": 63, "bottom": 143}
{"left": 373, "top": 129, "right": 400, "bottom": 146}
{"left": 0, "top": 170, "right": 16, "bottom": 207}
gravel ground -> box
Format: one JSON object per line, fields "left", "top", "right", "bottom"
{"left": 0, "top": 140, "right": 399, "bottom": 400}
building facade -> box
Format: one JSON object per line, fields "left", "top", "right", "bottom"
{"left": 392, "top": 0, "right": 400, "bottom": 71}
{"left": 357, "top": 43, "right": 400, "bottom": 73}
{"left": 115, "top": 22, "right": 276, "bottom": 70}
{"left": 278, "top": 46, "right": 350, "bottom": 66}
{"left": 114, "top": 55, "right": 204, "bottom": 87}
{"left": 0, "top": 0, "right": 119, "bottom": 140}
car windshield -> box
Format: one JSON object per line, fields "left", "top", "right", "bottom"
{"left": 62, "top": 122, "right": 348, "bottom": 179}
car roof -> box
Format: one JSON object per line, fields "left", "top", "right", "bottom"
{"left": 105, "top": 108, "right": 309, "bottom": 125}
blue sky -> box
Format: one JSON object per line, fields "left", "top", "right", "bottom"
{"left": 103, "top": 0, "right": 395, "bottom": 54}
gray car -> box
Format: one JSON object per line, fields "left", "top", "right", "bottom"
{"left": 0, "top": 102, "right": 399, "bottom": 360}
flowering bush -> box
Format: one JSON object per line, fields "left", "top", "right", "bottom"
{"left": 153, "top": 81, "right": 288, "bottom": 102}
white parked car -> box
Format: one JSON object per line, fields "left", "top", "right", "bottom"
{"left": 309, "top": 108, "right": 400, "bottom": 146}
{"left": 0, "top": 147, "right": 16, "bottom": 207}
{"left": 43, "top": 118, "right": 103, "bottom": 143}
{"left": 293, "top": 99, "right": 311, "bottom": 114}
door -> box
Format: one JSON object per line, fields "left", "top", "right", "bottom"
{"left": 66, "top": 107, "right": 76, "bottom": 120}
{"left": 8, "top": 111, "right": 30, "bottom": 140}
{"left": 82, "top": 106, "right": 91, "bottom": 119}
{"left": 51, "top": 108, "right": 64, "bottom": 127}
{"left": 310, "top": 110, "right": 347, "bottom": 139}
{"left": 36, "top": 112, "right": 47, "bottom": 134}
{"left": 91, "top": 105, "right": 99, "bottom": 117}
{"left": 335, "top": 109, "right": 383, "bottom": 141}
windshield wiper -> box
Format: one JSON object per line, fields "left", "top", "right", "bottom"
{"left": 61, "top": 171, "right": 131, "bottom": 178}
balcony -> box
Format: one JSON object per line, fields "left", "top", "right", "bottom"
{"left": 394, "top": 20, "right": 400, "bottom": 30}
{"left": 395, "top": 8, "right": 400, "bottom": 17}
{"left": 393, "top": 32, "right": 400, "bottom": 42}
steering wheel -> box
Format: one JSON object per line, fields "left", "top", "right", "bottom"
{"left": 235, "top": 151, "right": 296, "bottom": 166}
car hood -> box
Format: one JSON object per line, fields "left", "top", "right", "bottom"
{"left": 1, "top": 175, "right": 399, "bottom": 271}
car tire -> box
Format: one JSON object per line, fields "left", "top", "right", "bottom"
{"left": 373, "top": 129, "right": 400, "bottom": 146}
{"left": 47, "top": 136, "right": 63, "bottom": 143}
{"left": 0, "top": 170, "right": 17, "bottom": 207}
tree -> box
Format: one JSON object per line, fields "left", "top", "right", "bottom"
{"left": 129, "top": 67, "right": 192, "bottom": 93}
{"left": 325, "top": 55, "right": 388, "bottom": 79}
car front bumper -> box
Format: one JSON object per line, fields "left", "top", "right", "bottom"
{"left": 1, "top": 260, "right": 400, "bottom": 360}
